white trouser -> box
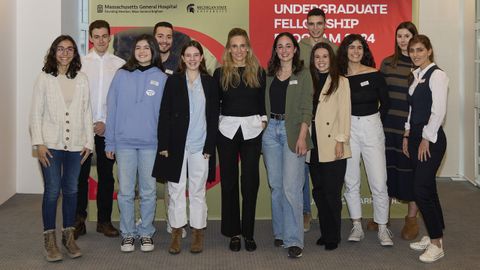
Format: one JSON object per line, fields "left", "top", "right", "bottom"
{"left": 344, "top": 113, "right": 389, "bottom": 224}
{"left": 168, "top": 150, "right": 209, "bottom": 229}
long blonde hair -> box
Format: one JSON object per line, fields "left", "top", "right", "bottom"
{"left": 220, "top": 28, "right": 261, "bottom": 90}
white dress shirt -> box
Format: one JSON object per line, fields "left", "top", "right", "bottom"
{"left": 219, "top": 115, "right": 266, "bottom": 140}
{"left": 81, "top": 50, "right": 125, "bottom": 123}
{"left": 405, "top": 63, "right": 449, "bottom": 143}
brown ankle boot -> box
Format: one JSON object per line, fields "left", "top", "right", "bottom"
{"left": 190, "top": 228, "right": 204, "bottom": 253}
{"left": 62, "top": 227, "right": 82, "bottom": 258}
{"left": 73, "top": 215, "right": 86, "bottom": 240}
{"left": 366, "top": 219, "right": 378, "bottom": 231}
{"left": 401, "top": 216, "right": 419, "bottom": 240}
{"left": 43, "top": 230, "right": 63, "bottom": 262}
{"left": 169, "top": 228, "right": 183, "bottom": 254}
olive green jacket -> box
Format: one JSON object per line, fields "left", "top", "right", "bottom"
{"left": 265, "top": 68, "right": 314, "bottom": 152}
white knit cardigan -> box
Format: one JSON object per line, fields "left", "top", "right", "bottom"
{"left": 30, "top": 71, "right": 94, "bottom": 151}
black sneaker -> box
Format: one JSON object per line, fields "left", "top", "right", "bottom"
{"left": 287, "top": 246, "right": 303, "bottom": 258}
{"left": 121, "top": 236, "right": 135, "bottom": 252}
{"left": 140, "top": 237, "right": 154, "bottom": 252}
{"left": 274, "top": 239, "right": 284, "bottom": 247}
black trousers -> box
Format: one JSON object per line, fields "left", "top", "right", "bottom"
{"left": 408, "top": 126, "right": 446, "bottom": 239}
{"left": 76, "top": 135, "right": 116, "bottom": 223}
{"left": 309, "top": 159, "right": 346, "bottom": 244}
{"left": 218, "top": 129, "right": 261, "bottom": 239}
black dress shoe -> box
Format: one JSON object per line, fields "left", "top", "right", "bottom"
{"left": 97, "top": 222, "right": 120, "bottom": 237}
{"left": 316, "top": 237, "right": 325, "bottom": 246}
{"left": 325, "top": 243, "right": 338, "bottom": 251}
{"left": 229, "top": 236, "right": 241, "bottom": 251}
{"left": 274, "top": 239, "right": 284, "bottom": 247}
{"left": 244, "top": 238, "right": 257, "bottom": 252}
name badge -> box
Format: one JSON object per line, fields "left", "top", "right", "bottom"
{"left": 150, "top": 80, "right": 159, "bottom": 86}
{"left": 419, "top": 79, "right": 426, "bottom": 83}
{"left": 360, "top": 80, "right": 369, "bottom": 87}
{"left": 165, "top": 69, "right": 174, "bottom": 75}
{"left": 146, "top": 89, "right": 156, "bottom": 96}
{"left": 289, "top": 80, "right": 298, "bottom": 85}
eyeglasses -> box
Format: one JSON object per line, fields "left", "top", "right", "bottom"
{"left": 56, "top": 46, "right": 75, "bottom": 55}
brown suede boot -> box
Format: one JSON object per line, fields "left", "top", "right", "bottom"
{"left": 62, "top": 227, "right": 82, "bottom": 258}
{"left": 169, "top": 228, "right": 183, "bottom": 254}
{"left": 43, "top": 230, "right": 63, "bottom": 262}
{"left": 366, "top": 219, "right": 378, "bottom": 231}
{"left": 190, "top": 228, "right": 204, "bottom": 253}
{"left": 401, "top": 216, "right": 419, "bottom": 240}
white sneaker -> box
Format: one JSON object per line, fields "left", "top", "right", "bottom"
{"left": 419, "top": 243, "right": 444, "bottom": 263}
{"left": 348, "top": 222, "right": 365, "bottom": 242}
{"left": 140, "top": 237, "right": 154, "bottom": 252}
{"left": 166, "top": 222, "right": 187, "bottom": 238}
{"left": 410, "top": 236, "right": 431, "bottom": 251}
{"left": 378, "top": 225, "right": 393, "bottom": 246}
{"left": 121, "top": 236, "right": 135, "bottom": 252}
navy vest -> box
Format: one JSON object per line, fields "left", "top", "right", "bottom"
{"left": 408, "top": 65, "right": 440, "bottom": 125}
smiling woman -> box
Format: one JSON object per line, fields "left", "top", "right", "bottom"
{"left": 30, "top": 35, "right": 93, "bottom": 262}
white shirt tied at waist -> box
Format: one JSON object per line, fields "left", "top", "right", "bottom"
{"left": 219, "top": 115, "right": 266, "bottom": 140}
{"left": 405, "top": 62, "right": 449, "bottom": 143}
{"left": 81, "top": 50, "right": 125, "bottom": 123}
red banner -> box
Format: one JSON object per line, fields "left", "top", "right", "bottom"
{"left": 250, "top": 0, "right": 412, "bottom": 67}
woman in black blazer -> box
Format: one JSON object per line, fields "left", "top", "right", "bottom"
{"left": 152, "top": 40, "right": 219, "bottom": 254}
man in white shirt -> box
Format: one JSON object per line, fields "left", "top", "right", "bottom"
{"left": 74, "top": 20, "right": 125, "bottom": 239}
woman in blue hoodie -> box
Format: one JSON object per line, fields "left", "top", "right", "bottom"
{"left": 105, "top": 34, "right": 167, "bottom": 253}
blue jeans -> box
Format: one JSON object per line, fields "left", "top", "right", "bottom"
{"left": 116, "top": 149, "right": 157, "bottom": 238}
{"left": 303, "top": 164, "right": 311, "bottom": 214}
{"left": 41, "top": 149, "right": 82, "bottom": 231}
{"left": 262, "top": 119, "right": 305, "bottom": 248}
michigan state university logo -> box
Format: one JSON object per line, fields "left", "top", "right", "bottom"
{"left": 187, "top": 4, "right": 195, "bottom": 13}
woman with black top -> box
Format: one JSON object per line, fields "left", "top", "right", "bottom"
{"left": 338, "top": 34, "right": 392, "bottom": 246}
{"left": 380, "top": 22, "right": 419, "bottom": 240}
{"left": 214, "top": 28, "right": 266, "bottom": 252}
{"left": 262, "top": 32, "right": 313, "bottom": 259}
{"left": 308, "top": 42, "right": 351, "bottom": 251}
{"left": 404, "top": 35, "right": 448, "bottom": 263}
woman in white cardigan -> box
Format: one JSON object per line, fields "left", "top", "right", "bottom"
{"left": 30, "top": 35, "right": 93, "bottom": 262}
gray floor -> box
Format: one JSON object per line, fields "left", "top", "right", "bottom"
{"left": 1, "top": 180, "right": 479, "bottom": 270}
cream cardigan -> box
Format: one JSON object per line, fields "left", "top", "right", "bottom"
{"left": 30, "top": 71, "right": 94, "bottom": 151}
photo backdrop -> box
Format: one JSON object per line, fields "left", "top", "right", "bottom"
{"left": 89, "top": 0, "right": 412, "bottom": 221}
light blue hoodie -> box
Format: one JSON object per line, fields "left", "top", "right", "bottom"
{"left": 105, "top": 66, "right": 167, "bottom": 152}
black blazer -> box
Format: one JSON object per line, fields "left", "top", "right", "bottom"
{"left": 152, "top": 72, "right": 219, "bottom": 183}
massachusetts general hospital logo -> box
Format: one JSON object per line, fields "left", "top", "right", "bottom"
{"left": 186, "top": 3, "right": 227, "bottom": 13}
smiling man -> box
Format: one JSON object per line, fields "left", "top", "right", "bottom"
{"left": 299, "top": 8, "right": 338, "bottom": 65}
{"left": 153, "top": 21, "right": 179, "bottom": 75}
{"left": 75, "top": 20, "right": 125, "bottom": 240}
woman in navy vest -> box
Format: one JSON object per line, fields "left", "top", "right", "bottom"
{"left": 403, "top": 35, "right": 448, "bottom": 263}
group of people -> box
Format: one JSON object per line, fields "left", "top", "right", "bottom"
{"left": 30, "top": 7, "right": 448, "bottom": 264}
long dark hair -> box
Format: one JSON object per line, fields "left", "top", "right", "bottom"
{"left": 338, "top": 34, "right": 375, "bottom": 76}
{"left": 122, "top": 34, "right": 164, "bottom": 71}
{"left": 178, "top": 40, "right": 208, "bottom": 75}
{"left": 267, "top": 32, "right": 304, "bottom": 76}
{"left": 391, "top": 21, "right": 418, "bottom": 67}
{"left": 42, "top": 35, "right": 81, "bottom": 78}
{"left": 310, "top": 42, "right": 339, "bottom": 100}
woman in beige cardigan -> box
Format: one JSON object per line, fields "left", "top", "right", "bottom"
{"left": 308, "top": 42, "right": 351, "bottom": 250}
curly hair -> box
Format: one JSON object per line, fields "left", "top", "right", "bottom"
{"left": 337, "top": 34, "right": 375, "bottom": 76}
{"left": 220, "top": 28, "right": 262, "bottom": 90}
{"left": 42, "top": 35, "right": 81, "bottom": 78}
{"left": 122, "top": 34, "right": 164, "bottom": 72}
{"left": 267, "top": 32, "right": 304, "bottom": 76}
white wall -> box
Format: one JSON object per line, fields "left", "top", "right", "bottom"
{"left": 0, "top": 0, "right": 17, "bottom": 203}
{"left": 418, "top": 0, "right": 476, "bottom": 179}
{"left": 16, "top": 0, "right": 62, "bottom": 193}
